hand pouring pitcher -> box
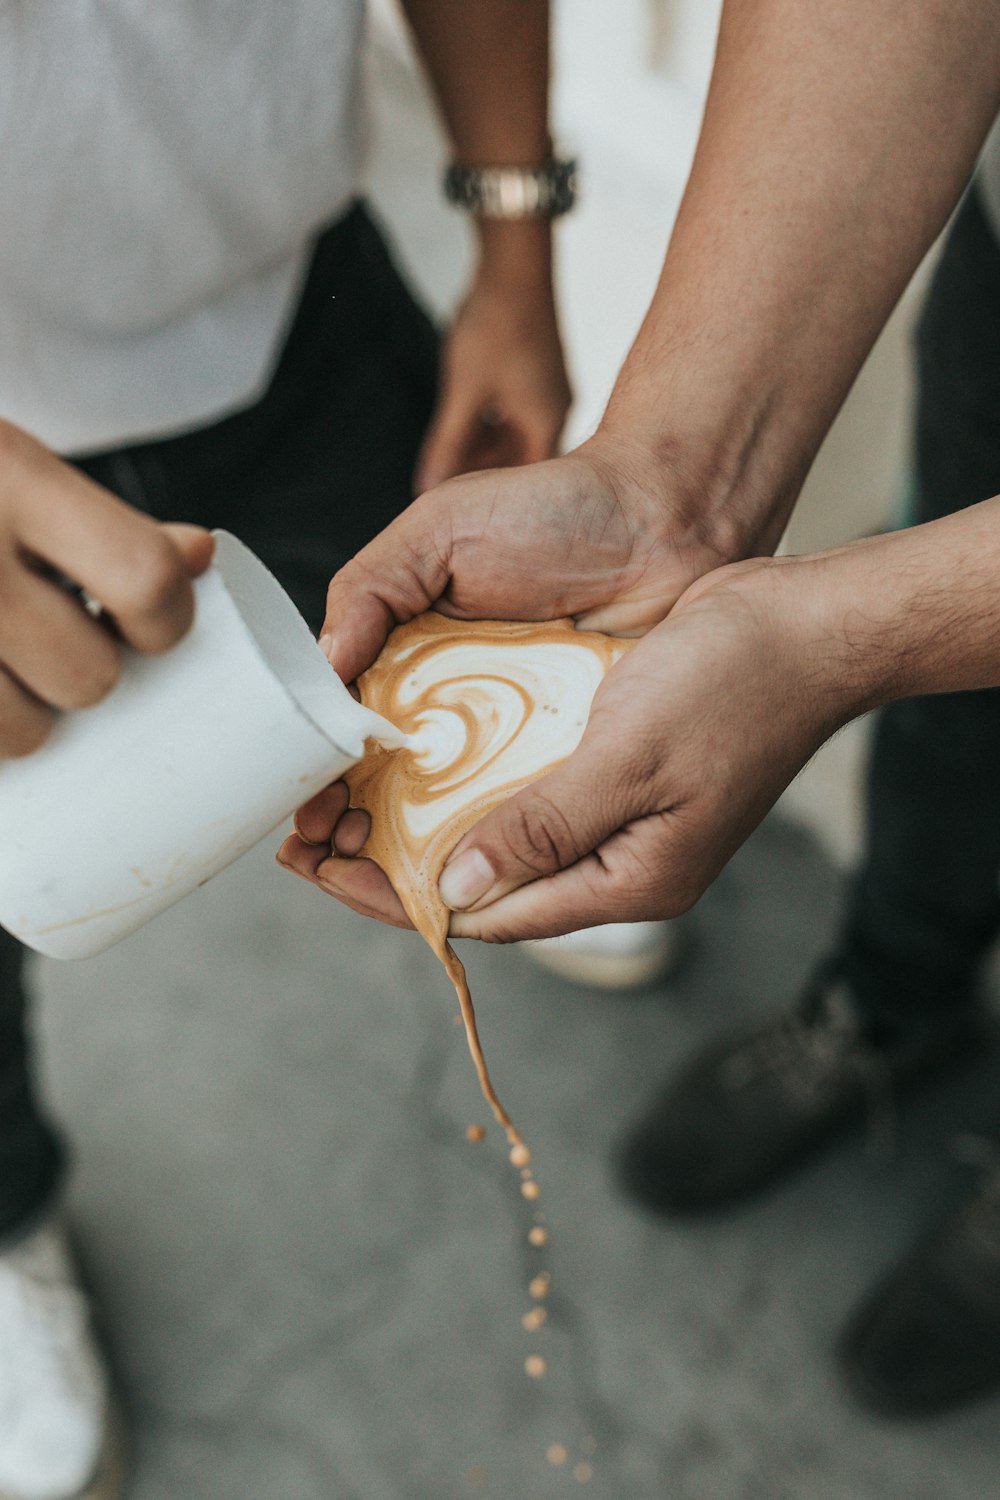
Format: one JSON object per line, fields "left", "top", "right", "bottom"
{"left": 0, "top": 531, "right": 402, "bottom": 960}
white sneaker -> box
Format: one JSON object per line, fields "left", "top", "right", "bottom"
{"left": 0, "top": 1221, "right": 124, "bottom": 1500}
{"left": 521, "top": 920, "right": 683, "bottom": 990}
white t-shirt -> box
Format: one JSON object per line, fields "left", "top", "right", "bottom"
{"left": 0, "top": 1, "right": 365, "bottom": 454}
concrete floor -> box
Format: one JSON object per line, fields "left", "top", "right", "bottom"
{"left": 34, "top": 815, "right": 1000, "bottom": 1499}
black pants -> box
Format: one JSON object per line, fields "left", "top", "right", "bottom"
{"left": 0, "top": 202, "right": 438, "bottom": 1240}
{"left": 840, "top": 184, "right": 1000, "bottom": 1037}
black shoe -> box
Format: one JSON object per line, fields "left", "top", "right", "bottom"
{"left": 840, "top": 1153, "right": 1000, "bottom": 1416}
{"left": 618, "top": 973, "right": 983, "bottom": 1214}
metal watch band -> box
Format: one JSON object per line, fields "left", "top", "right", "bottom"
{"left": 442, "top": 157, "right": 578, "bottom": 220}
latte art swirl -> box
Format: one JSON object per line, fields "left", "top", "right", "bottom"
{"left": 395, "top": 645, "right": 608, "bottom": 839}
{"left": 342, "top": 613, "right": 629, "bottom": 1139}
{"left": 406, "top": 678, "right": 533, "bottom": 784}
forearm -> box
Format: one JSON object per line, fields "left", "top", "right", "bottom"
{"left": 401, "top": 0, "right": 553, "bottom": 289}
{"left": 773, "top": 496, "right": 1000, "bottom": 727}
{"left": 603, "top": 0, "right": 1000, "bottom": 556}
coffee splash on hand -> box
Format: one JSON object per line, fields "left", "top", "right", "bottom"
{"left": 341, "top": 613, "right": 628, "bottom": 1140}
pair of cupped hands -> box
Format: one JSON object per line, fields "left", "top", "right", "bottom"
{"left": 278, "top": 432, "right": 855, "bottom": 943}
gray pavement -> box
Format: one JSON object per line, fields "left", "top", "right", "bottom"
{"left": 32, "top": 810, "right": 1000, "bottom": 1499}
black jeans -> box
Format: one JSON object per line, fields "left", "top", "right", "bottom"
{"left": 0, "top": 202, "right": 438, "bottom": 1240}
{"left": 840, "top": 184, "right": 1000, "bottom": 1036}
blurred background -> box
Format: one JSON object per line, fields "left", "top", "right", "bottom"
{"left": 34, "top": 3, "right": 1000, "bottom": 1497}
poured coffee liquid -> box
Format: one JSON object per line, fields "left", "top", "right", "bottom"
{"left": 342, "top": 612, "right": 628, "bottom": 1139}
{"left": 344, "top": 613, "right": 625, "bottom": 1472}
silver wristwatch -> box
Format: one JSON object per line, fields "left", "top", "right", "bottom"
{"left": 443, "top": 156, "right": 578, "bottom": 220}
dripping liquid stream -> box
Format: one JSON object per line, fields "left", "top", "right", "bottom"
{"left": 338, "top": 614, "right": 629, "bottom": 1484}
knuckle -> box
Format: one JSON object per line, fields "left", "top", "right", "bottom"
{"left": 596, "top": 815, "right": 692, "bottom": 918}
{"left": 474, "top": 920, "right": 521, "bottom": 947}
{"left": 505, "top": 792, "right": 579, "bottom": 875}
{"left": 659, "top": 863, "right": 702, "bottom": 917}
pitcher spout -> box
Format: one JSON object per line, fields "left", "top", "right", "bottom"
{"left": 316, "top": 667, "right": 410, "bottom": 755}
{"left": 342, "top": 695, "right": 410, "bottom": 752}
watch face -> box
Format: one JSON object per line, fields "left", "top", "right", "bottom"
{"left": 444, "top": 158, "right": 578, "bottom": 219}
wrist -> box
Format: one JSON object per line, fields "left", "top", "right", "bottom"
{"left": 597, "top": 365, "right": 806, "bottom": 571}
{"left": 721, "top": 553, "right": 880, "bottom": 735}
{"left": 748, "top": 529, "right": 961, "bottom": 732}
{"left": 598, "top": 307, "right": 879, "bottom": 584}
{"left": 580, "top": 410, "right": 772, "bottom": 578}
{"left": 795, "top": 510, "right": 1000, "bottom": 713}
{"left": 472, "top": 217, "right": 555, "bottom": 298}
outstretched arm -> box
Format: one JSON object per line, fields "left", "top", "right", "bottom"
{"left": 401, "top": 0, "right": 570, "bottom": 485}
{"left": 596, "top": 0, "right": 1000, "bottom": 582}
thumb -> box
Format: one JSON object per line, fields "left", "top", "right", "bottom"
{"left": 320, "top": 578, "right": 399, "bottom": 686}
{"left": 437, "top": 742, "right": 620, "bottom": 913}
{"left": 517, "top": 408, "right": 567, "bottom": 467}
{"left": 414, "top": 389, "right": 480, "bottom": 493}
{"left": 161, "top": 522, "right": 214, "bottom": 578}
{"left": 319, "top": 491, "right": 454, "bottom": 683}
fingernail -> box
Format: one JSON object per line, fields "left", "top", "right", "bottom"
{"left": 318, "top": 632, "right": 333, "bottom": 659}
{"left": 439, "top": 849, "right": 496, "bottom": 910}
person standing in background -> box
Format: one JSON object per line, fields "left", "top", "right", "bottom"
{"left": 0, "top": 4, "right": 570, "bottom": 1496}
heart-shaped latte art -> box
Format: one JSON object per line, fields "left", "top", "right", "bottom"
{"left": 343, "top": 613, "right": 629, "bottom": 1140}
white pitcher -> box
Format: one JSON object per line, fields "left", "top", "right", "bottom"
{"left": 0, "top": 530, "right": 401, "bottom": 960}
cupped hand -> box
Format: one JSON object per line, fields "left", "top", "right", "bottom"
{"left": 281, "top": 554, "right": 858, "bottom": 937}
{"left": 415, "top": 269, "right": 572, "bottom": 492}
{"left": 0, "top": 420, "right": 213, "bottom": 757}
{"left": 322, "top": 431, "right": 735, "bottom": 687}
